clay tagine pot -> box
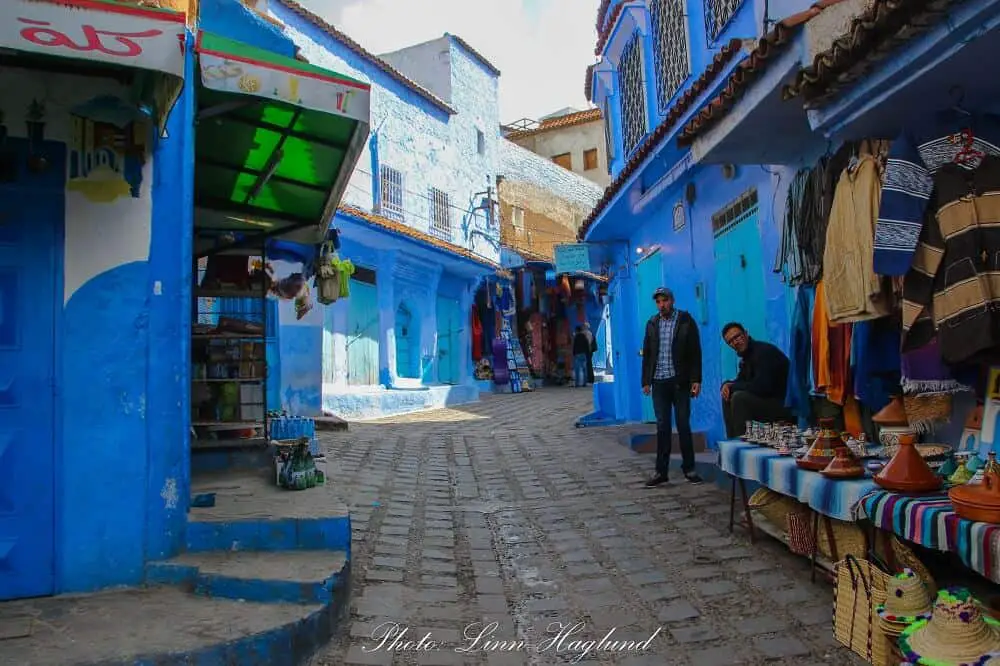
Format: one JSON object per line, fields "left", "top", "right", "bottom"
{"left": 821, "top": 446, "right": 866, "bottom": 479}
{"left": 874, "top": 433, "right": 943, "bottom": 493}
{"left": 949, "top": 452, "right": 1000, "bottom": 523}
{"left": 797, "top": 417, "right": 840, "bottom": 471}
{"left": 874, "top": 395, "right": 908, "bottom": 426}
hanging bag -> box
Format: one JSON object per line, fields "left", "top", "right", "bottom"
{"left": 833, "top": 554, "right": 891, "bottom": 666}
{"left": 314, "top": 241, "right": 341, "bottom": 306}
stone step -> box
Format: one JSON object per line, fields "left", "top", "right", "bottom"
{"left": 147, "top": 549, "right": 349, "bottom": 605}
{"left": 1, "top": 584, "right": 345, "bottom": 666}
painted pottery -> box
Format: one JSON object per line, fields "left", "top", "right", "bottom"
{"left": 950, "top": 453, "right": 1000, "bottom": 523}
{"left": 874, "top": 433, "right": 943, "bottom": 492}
{"left": 820, "top": 446, "right": 865, "bottom": 479}
{"left": 796, "top": 417, "right": 840, "bottom": 471}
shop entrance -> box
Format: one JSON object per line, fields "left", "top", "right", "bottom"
{"left": 634, "top": 250, "right": 663, "bottom": 423}
{"left": 0, "top": 140, "right": 61, "bottom": 600}
{"left": 346, "top": 278, "right": 379, "bottom": 386}
{"left": 712, "top": 190, "right": 767, "bottom": 381}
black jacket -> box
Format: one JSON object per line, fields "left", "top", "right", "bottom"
{"left": 728, "top": 338, "right": 790, "bottom": 400}
{"left": 641, "top": 310, "right": 702, "bottom": 387}
{"left": 572, "top": 332, "right": 591, "bottom": 355}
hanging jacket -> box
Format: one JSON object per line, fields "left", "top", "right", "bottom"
{"left": 471, "top": 306, "right": 483, "bottom": 362}
{"left": 822, "top": 151, "right": 893, "bottom": 323}
{"left": 901, "top": 155, "right": 1000, "bottom": 364}
{"left": 785, "top": 285, "right": 814, "bottom": 420}
{"left": 874, "top": 114, "right": 1000, "bottom": 275}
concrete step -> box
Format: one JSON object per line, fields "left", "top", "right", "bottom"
{"left": 148, "top": 550, "right": 349, "bottom": 605}
{"left": 0, "top": 584, "right": 346, "bottom": 666}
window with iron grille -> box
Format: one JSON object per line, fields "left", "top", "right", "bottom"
{"left": 379, "top": 165, "right": 404, "bottom": 222}
{"left": 650, "top": 0, "right": 690, "bottom": 110}
{"left": 704, "top": 0, "right": 744, "bottom": 42}
{"left": 617, "top": 32, "right": 648, "bottom": 157}
{"left": 712, "top": 188, "right": 759, "bottom": 236}
{"left": 428, "top": 187, "right": 452, "bottom": 239}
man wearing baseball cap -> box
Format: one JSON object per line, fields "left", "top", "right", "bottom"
{"left": 641, "top": 287, "right": 703, "bottom": 486}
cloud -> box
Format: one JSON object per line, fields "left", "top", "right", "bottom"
{"left": 294, "top": 0, "right": 600, "bottom": 123}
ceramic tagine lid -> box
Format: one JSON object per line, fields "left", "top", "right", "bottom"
{"left": 796, "top": 417, "right": 840, "bottom": 471}
{"left": 874, "top": 432, "right": 943, "bottom": 493}
{"left": 874, "top": 395, "right": 909, "bottom": 427}
{"left": 821, "top": 446, "right": 865, "bottom": 479}
{"left": 949, "top": 453, "right": 1000, "bottom": 523}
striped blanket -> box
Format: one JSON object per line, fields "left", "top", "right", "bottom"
{"left": 718, "top": 439, "right": 878, "bottom": 522}
{"left": 860, "top": 491, "right": 1000, "bottom": 584}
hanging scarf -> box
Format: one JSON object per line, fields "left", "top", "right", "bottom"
{"left": 900, "top": 337, "right": 967, "bottom": 395}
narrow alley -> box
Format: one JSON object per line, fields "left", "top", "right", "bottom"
{"left": 314, "top": 389, "right": 858, "bottom": 666}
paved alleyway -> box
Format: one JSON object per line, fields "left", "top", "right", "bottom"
{"left": 314, "top": 389, "right": 860, "bottom": 666}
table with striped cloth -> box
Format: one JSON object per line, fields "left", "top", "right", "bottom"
{"left": 718, "top": 439, "right": 878, "bottom": 522}
{"left": 860, "top": 491, "right": 1000, "bottom": 584}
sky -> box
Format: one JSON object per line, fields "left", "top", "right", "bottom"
{"left": 295, "top": 0, "right": 602, "bottom": 123}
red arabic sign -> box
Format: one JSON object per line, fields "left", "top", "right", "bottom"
{"left": 3, "top": 0, "right": 185, "bottom": 76}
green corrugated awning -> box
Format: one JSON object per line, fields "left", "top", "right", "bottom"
{"left": 193, "top": 31, "right": 371, "bottom": 251}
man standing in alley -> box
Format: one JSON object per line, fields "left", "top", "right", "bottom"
{"left": 720, "top": 322, "right": 791, "bottom": 438}
{"left": 641, "top": 287, "right": 703, "bottom": 486}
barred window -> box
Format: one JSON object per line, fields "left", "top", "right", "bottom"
{"left": 712, "top": 188, "right": 758, "bottom": 236}
{"left": 428, "top": 187, "right": 452, "bottom": 239}
{"left": 650, "top": 0, "right": 690, "bottom": 109}
{"left": 704, "top": 0, "right": 744, "bottom": 42}
{"left": 617, "top": 32, "right": 648, "bottom": 157}
{"left": 379, "top": 165, "right": 404, "bottom": 222}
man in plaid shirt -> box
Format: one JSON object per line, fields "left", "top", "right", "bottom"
{"left": 641, "top": 287, "right": 703, "bottom": 487}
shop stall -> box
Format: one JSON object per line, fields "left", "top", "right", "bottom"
{"left": 717, "top": 131, "right": 1000, "bottom": 664}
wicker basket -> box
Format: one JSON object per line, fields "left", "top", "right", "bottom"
{"left": 748, "top": 488, "right": 868, "bottom": 562}
{"left": 834, "top": 555, "right": 892, "bottom": 666}
{"left": 890, "top": 535, "right": 937, "bottom": 598}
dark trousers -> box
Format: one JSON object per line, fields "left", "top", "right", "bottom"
{"left": 722, "top": 390, "right": 793, "bottom": 438}
{"left": 651, "top": 379, "right": 695, "bottom": 476}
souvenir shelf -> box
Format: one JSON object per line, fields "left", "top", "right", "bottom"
{"left": 191, "top": 255, "right": 270, "bottom": 450}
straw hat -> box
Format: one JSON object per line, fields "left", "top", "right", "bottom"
{"left": 877, "top": 569, "right": 933, "bottom": 623}
{"left": 900, "top": 588, "right": 1000, "bottom": 665}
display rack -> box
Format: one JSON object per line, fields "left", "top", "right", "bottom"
{"left": 191, "top": 253, "right": 270, "bottom": 450}
{"left": 499, "top": 320, "right": 523, "bottom": 394}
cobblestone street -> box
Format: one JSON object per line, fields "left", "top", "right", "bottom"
{"left": 314, "top": 389, "right": 860, "bottom": 666}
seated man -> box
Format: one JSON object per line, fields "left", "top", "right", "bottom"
{"left": 720, "top": 322, "right": 791, "bottom": 438}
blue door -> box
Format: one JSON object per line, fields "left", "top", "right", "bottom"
{"left": 0, "top": 140, "right": 61, "bottom": 600}
{"left": 713, "top": 208, "right": 768, "bottom": 381}
{"left": 346, "top": 279, "right": 379, "bottom": 385}
{"left": 635, "top": 251, "right": 663, "bottom": 423}
{"left": 436, "top": 297, "right": 460, "bottom": 385}
{"left": 394, "top": 302, "right": 418, "bottom": 379}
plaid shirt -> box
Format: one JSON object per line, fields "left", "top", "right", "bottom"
{"left": 653, "top": 310, "right": 678, "bottom": 380}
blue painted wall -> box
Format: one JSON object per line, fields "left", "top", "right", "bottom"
{"left": 587, "top": 0, "right": 813, "bottom": 444}
{"left": 268, "top": 4, "right": 498, "bottom": 418}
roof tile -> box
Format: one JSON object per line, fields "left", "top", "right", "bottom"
{"left": 273, "top": 0, "right": 457, "bottom": 115}
{"left": 676, "top": 0, "right": 848, "bottom": 147}
{"left": 339, "top": 205, "right": 499, "bottom": 268}
{"left": 576, "top": 39, "right": 744, "bottom": 240}
{"left": 782, "top": 0, "right": 961, "bottom": 104}
{"left": 505, "top": 108, "right": 603, "bottom": 141}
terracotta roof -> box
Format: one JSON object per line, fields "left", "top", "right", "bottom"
{"left": 783, "top": 0, "right": 962, "bottom": 104}
{"left": 338, "top": 205, "right": 499, "bottom": 268}
{"left": 595, "top": 2, "right": 627, "bottom": 56}
{"left": 585, "top": 63, "right": 595, "bottom": 101}
{"left": 503, "top": 243, "right": 553, "bottom": 263}
{"left": 576, "top": 39, "right": 744, "bottom": 241}
{"left": 676, "top": 0, "right": 847, "bottom": 146}
{"left": 445, "top": 33, "right": 501, "bottom": 76}
{"left": 505, "top": 108, "right": 603, "bottom": 141}
{"left": 273, "top": 0, "right": 456, "bottom": 115}
{"left": 596, "top": 0, "right": 613, "bottom": 33}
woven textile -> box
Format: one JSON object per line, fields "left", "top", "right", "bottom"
{"left": 718, "top": 439, "right": 878, "bottom": 522}
{"left": 860, "top": 491, "right": 1000, "bottom": 585}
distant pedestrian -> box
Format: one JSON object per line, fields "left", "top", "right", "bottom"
{"left": 641, "top": 287, "right": 703, "bottom": 486}
{"left": 583, "top": 322, "right": 597, "bottom": 383}
{"left": 572, "top": 326, "right": 590, "bottom": 388}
